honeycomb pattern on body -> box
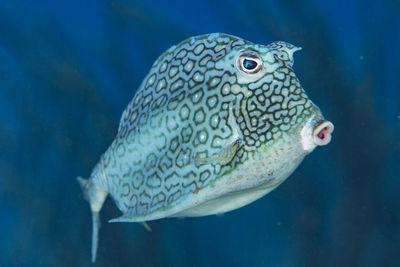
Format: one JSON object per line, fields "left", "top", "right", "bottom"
{"left": 100, "top": 33, "right": 313, "bottom": 217}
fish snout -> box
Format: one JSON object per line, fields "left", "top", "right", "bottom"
{"left": 312, "top": 120, "right": 334, "bottom": 146}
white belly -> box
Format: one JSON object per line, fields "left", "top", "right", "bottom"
{"left": 172, "top": 179, "right": 284, "bottom": 217}
{"left": 173, "top": 144, "right": 307, "bottom": 217}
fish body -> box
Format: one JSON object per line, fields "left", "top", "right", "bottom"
{"left": 78, "top": 33, "right": 334, "bottom": 261}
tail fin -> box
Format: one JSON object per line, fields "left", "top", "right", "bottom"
{"left": 77, "top": 176, "right": 107, "bottom": 262}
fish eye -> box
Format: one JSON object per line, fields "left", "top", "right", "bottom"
{"left": 237, "top": 52, "right": 262, "bottom": 74}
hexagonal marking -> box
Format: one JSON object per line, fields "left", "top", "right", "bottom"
{"left": 167, "top": 189, "right": 182, "bottom": 204}
{"left": 156, "top": 78, "right": 167, "bottom": 93}
{"left": 159, "top": 61, "right": 168, "bottom": 73}
{"left": 146, "top": 73, "right": 156, "bottom": 87}
{"left": 151, "top": 192, "right": 166, "bottom": 207}
{"left": 176, "top": 148, "right": 191, "bottom": 168}
{"left": 168, "top": 66, "right": 179, "bottom": 79}
{"left": 193, "top": 71, "right": 204, "bottom": 82}
{"left": 179, "top": 104, "right": 190, "bottom": 121}
{"left": 191, "top": 89, "right": 204, "bottom": 104}
{"left": 194, "top": 43, "right": 205, "bottom": 55}
{"left": 210, "top": 114, "right": 220, "bottom": 129}
{"left": 146, "top": 172, "right": 162, "bottom": 188}
{"left": 184, "top": 59, "right": 195, "bottom": 74}
{"left": 169, "top": 136, "right": 179, "bottom": 153}
{"left": 116, "top": 142, "right": 126, "bottom": 157}
{"left": 132, "top": 170, "right": 145, "bottom": 189}
{"left": 166, "top": 114, "right": 179, "bottom": 132}
{"left": 199, "top": 169, "right": 211, "bottom": 183}
{"left": 181, "top": 124, "right": 193, "bottom": 143}
{"left": 159, "top": 153, "right": 173, "bottom": 171}
{"left": 196, "top": 129, "right": 208, "bottom": 144}
{"left": 199, "top": 55, "right": 212, "bottom": 66}
{"left": 193, "top": 107, "right": 206, "bottom": 125}
{"left": 221, "top": 83, "right": 230, "bottom": 96}
{"left": 121, "top": 183, "right": 130, "bottom": 197}
{"left": 176, "top": 49, "right": 187, "bottom": 59}
{"left": 206, "top": 95, "right": 218, "bottom": 109}
{"left": 170, "top": 78, "right": 184, "bottom": 94}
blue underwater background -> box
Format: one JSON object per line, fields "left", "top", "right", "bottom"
{"left": 1, "top": 0, "right": 399, "bottom": 266}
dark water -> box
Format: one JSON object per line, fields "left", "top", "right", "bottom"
{"left": 1, "top": 0, "right": 399, "bottom": 266}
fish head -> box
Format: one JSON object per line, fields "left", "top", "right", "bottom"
{"left": 215, "top": 39, "right": 334, "bottom": 154}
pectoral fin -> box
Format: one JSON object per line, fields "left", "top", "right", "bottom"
{"left": 193, "top": 138, "right": 242, "bottom": 165}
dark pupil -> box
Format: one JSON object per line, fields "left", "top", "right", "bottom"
{"left": 243, "top": 58, "right": 257, "bottom": 70}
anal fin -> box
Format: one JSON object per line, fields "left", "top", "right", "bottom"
{"left": 109, "top": 213, "right": 135, "bottom": 223}
{"left": 109, "top": 211, "right": 152, "bottom": 231}
{"left": 141, "top": 222, "right": 152, "bottom": 232}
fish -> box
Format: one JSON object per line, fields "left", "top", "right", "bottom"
{"left": 77, "top": 33, "right": 334, "bottom": 262}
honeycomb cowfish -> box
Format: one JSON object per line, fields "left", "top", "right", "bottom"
{"left": 78, "top": 33, "right": 334, "bottom": 262}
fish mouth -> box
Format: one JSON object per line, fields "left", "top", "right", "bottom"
{"left": 299, "top": 116, "right": 334, "bottom": 152}
{"left": 312, "top": 120, "right": 334, "bottom": 146}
